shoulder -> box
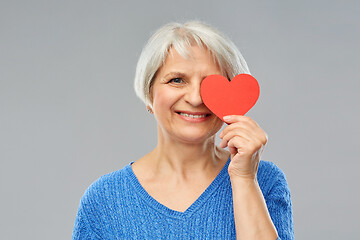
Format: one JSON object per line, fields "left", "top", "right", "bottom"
{"left": 73, "top": 164, "right": 135, "bottom": 238}
{"left": 80, "top": 163, "right": 133, "bottom": 205}
{"left": 257, "top": 160, "right": 290, "bottom": 197}
{"left": 257, "top": 160, "right": 286, "bottom": 179}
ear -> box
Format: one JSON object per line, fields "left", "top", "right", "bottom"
{"left": 146, "top": 105, "right": 153, "bottom": 114}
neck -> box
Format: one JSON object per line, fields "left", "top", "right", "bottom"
{"left": 147, "top": 126, "right": 228, "bottom": 178}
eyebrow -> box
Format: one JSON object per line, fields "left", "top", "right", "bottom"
{"left": 163, "top": 72, "right": 187, "bottom": 79}
{"left": 162, "top": 71, "right": 223, "bottom": 81}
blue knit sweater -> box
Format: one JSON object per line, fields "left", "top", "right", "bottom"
{"left": 73, "top": 158, "right": 294, "bottom": 239}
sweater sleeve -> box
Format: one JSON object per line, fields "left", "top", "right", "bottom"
{"left": 265, "top": 166, "right": 294, "bottom": 240}
{"left": 72, "top": 203, "right": 102, "bottom": 240}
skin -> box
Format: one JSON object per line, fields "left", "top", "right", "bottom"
{"left": 132, "top": 45, "right": 278, "bottom": 239}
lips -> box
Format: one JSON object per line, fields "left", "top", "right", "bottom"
{"left": 175, "top": 111, "right": 212, "bottom": 122}
{"left": 176, "top": 111, "right": 211, "bottom": 117}
{"left": 178, "top": 112, "right": 208, "bottom": 118}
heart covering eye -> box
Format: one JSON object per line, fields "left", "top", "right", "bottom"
{"left": 200, "top": 74, "right": 260, "bottom": 123}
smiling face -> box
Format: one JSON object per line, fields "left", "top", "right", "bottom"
{"left": 150, "top": 45, "right": 224, "bottom": 144}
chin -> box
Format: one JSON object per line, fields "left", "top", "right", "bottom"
{"left": 175, "top": 130, "right": 215, "bottom": 144}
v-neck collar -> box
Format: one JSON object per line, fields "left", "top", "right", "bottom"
{"left": 124, "top": 157, "right": 230, "bottom": 220}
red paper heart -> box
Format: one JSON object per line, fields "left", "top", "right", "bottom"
{"left": 200, "top": 74, "right": 260, "bottom": 122}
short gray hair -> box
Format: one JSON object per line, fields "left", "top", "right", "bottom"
{"left": 134, "top": 20, "right": 250, "bottom": 107}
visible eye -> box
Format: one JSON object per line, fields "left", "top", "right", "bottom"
{"left": 168, "top": 78, "right": 183, "bottom": 84}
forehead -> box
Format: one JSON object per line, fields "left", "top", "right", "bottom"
{"left": 158, "top": 45, "right": 221, "bottom": 75}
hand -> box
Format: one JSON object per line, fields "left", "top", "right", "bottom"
{"left": 219, "top": 115, "right": 268, "bottom": 180}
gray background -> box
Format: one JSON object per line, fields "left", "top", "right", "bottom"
{"left": 1, "top": 0, "right": 359, "bottom": 239}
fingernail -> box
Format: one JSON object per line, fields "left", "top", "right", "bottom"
{"left": 223, "top": 116, "right": 231, "bottom": 121}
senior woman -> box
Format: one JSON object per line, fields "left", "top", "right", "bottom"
{"left": 73, "top": 21, "right": 294, "bottom": 239}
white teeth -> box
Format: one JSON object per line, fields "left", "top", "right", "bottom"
{"left": 179, "top": 113, "right": 207, "bottom": 118}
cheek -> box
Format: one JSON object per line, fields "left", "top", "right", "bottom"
{"left": 214, "top": 119, "right": 224, "bottom": 132}
{"left": 152, "top": 88, "right": 176, "bottom": 112}
{"left": 208, "top": 116, "right": 223, "bottom": 134}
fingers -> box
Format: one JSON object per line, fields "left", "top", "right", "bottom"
{"left": 219, "top": 127, "right": 253, "bottom": 148}
{"left": 223, "top": 115, "right": 259, "bottom": 126}
{"left": 219, "top": 115, "right": 268, "bottom": 148}
{"left": 220, "top": 115, "right": 267, "bottom": 180}
{"left": 227, "top": 136, "right": 251, "bottom": 155}
{"left": 221, "top": 132, "right": 265, "bottom": 157}
{"left": 221, "top": 115, "right": 261, "bottom": 135}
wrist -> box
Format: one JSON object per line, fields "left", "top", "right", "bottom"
{"left": 229, "top": 174, "right": 259, "bottom": 188}
{"left": 228, "top": 169, "right": 257, "bottom": 182}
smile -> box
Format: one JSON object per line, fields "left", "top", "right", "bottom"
{"left": 176, "top": 111, "right": 211, "bottom": 122}
{"left": 178, "top": 113, "right": 208, "bottom": 118}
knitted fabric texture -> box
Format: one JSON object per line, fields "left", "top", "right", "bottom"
{"left": 73, "top": 158, "right": 294, "bottom": 239}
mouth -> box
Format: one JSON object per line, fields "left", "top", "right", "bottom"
{"left": 176, "top": 111, "right": 212, "bottom": 119}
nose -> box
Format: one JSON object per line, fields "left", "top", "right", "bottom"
{"left": 184, "top": 82, "right": 203, "bottom": 107}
